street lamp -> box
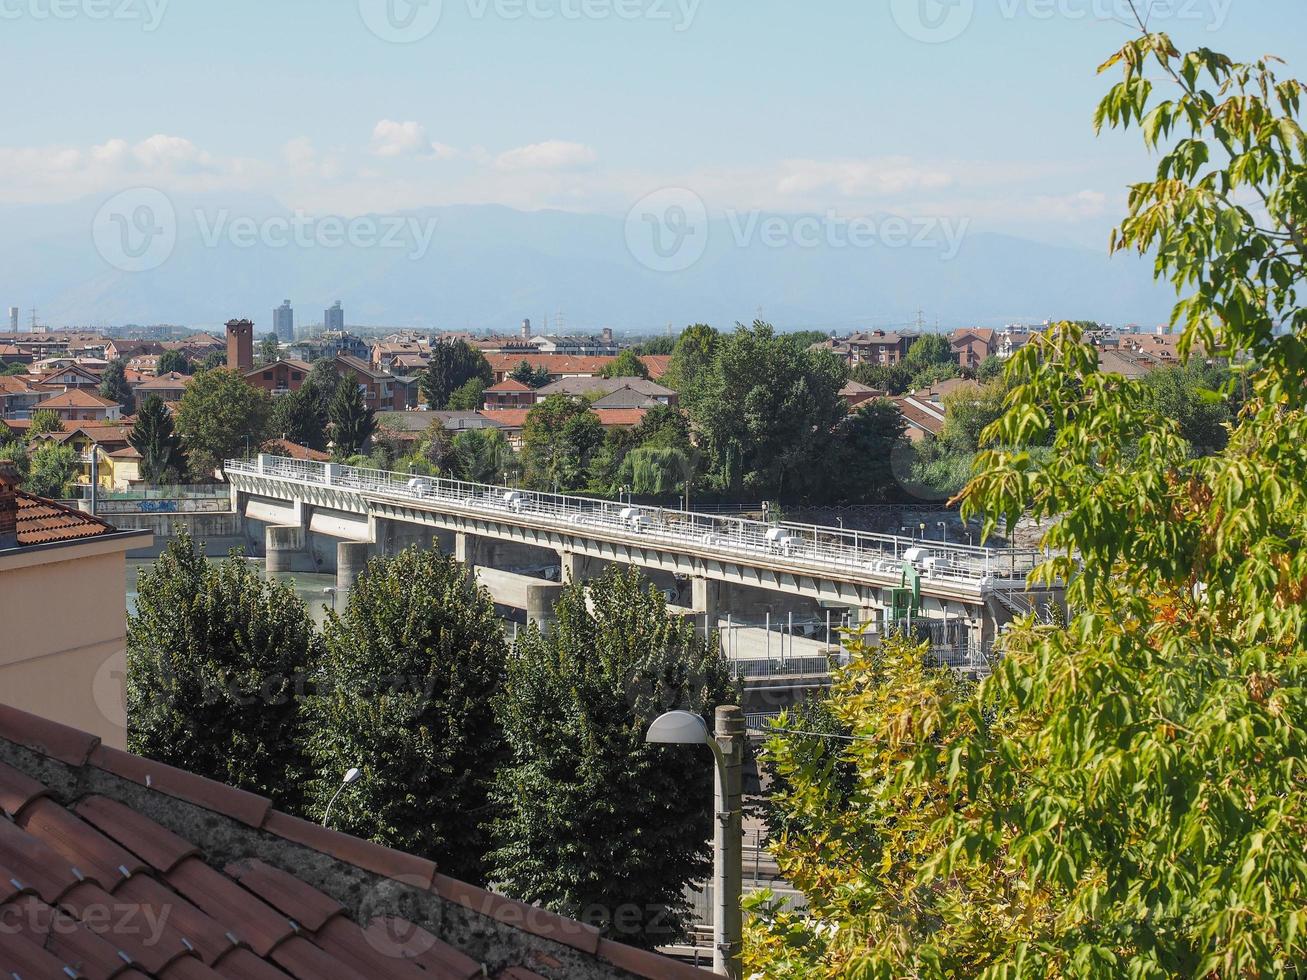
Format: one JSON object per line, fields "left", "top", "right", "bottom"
{"left": 647, "top": 708, "right": 745, "bottom": 979}
{"left": 937, "top": 521, "right": 948, "bottom": 544}
{"left": 322, "top": 766, "right": 362, "bottom": 828}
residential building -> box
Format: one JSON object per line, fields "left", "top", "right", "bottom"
{"left": 34, "top": 389, "right": 122, "bottom": 423}
{"left": 371, "top": 339, "right": 431, "bottom": 373}
{"left": 325, "top": 299, "right": 345, "bottom": 331}
{"left": 840, "top": 379, "right": 884, "bottom": 411}
{"left": 949, "top": 328, "right": 998, "bottom": 370}
{"left": 335, "top": 354, "right": 405, "bottom": 411}
{"left": 243, "top": 359, "right": 314, "bottom": 397}
{"left": 133, "top": 371, "right": 192, "bottom": 411}
{"left": 32, "top": 363, "right": 102, "bottom": 391}
{"left": 260, "top": 437, "right": 331, "bottom": 462}
{"left": 536, "top": 377, "right": 678, "bottom": 406}
{"left": 483, "top": 378, "right": 538, "bottom": 410}
{"left": 893, "top": 378, "right": 980, "bottom": 443}
{"left": 0, "top": 465, "right": 151, "bottom": 748}
{"left": 481, "top": 407, "right": 647, "bottom": 449}
{"left": 31, "top": 425, "right": 134, "bottom": 488}
{"left": 0, "top": 376, "right": 43, "bottom": 419}
{"left": 0, "top": 344, "right": 31, "bottom": 366}
{"left": 97, "top": 445, "right": 144, "bottom": 490}
{"left": 226, "top": 318, "right": 255, "bottom": 372}
{"left": 289, "top": 331, "right": 370, "bottom": 363}
{"left": 485, "top": 353, "right": 618, "bottom": 384}
{"left": 529, "top": 329, "right": 621, "bottom": 356}
{"left": 375, "top": 410, "right": 507, "bottom": 450}
{"left": 103, "top": 339, "right": 165, "bottom": 362}
{"left": 273, "top": 299, "right": 295, "bottom": 343}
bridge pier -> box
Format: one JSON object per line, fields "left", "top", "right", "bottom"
{"left": 526, "top": 582, "right": 562, "bottom": 630}
{"left": 335, "top": 541, "right": 373, "bottom": 611}
{"left": 692, "top": 577, "right": 721, "bottom": 633}
{"left": 265, "top": 526, "right": 316, "bottom": 574}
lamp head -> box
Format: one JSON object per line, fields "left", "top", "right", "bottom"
{"left": 343, "top": 767, "right": 362, "bottom": 786}
{"left": 646, "top": 711, "right": 710, "bottom": 746}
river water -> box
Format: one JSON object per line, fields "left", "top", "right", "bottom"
{"left": 125, "top": 557, "right": 339, "bottom": 624}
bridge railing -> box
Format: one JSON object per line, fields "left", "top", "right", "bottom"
{"left": 227, "top": 456, "right": 1041, "bottom": 587}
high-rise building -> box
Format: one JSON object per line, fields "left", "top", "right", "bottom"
{"left": 273, "top": 300, "right": 294, "bottom": 343}
{"left": 226, "top": 318, "right": 254, "bottom": 372}
{"left": 325, "top": 301, "right": 345, "bottom": 332}
{"left": 7, "top": 308, "right": 17, "bottom": 333}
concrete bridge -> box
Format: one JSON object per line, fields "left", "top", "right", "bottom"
{"left": 226, "top": 455, "right": 1048, "bottom": 652}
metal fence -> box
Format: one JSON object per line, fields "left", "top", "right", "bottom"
{"left": 228, "top": 456, "right": 1040, "bottom": 586}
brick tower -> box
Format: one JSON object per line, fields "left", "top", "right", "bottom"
{"left": 226, "top": 319, "right": 254, "bottom": 372}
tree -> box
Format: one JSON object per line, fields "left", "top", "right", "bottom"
{"left": 633, "top": 335, "right": 677, "bottom": 356}
{"left": 1141, "top": 360, "right": 1234, "bottom": 455}
{"left": 269, "top": 382, "right": 329, "bottom": 450}
{"left": 490, "top": 568, "right": 735, "bottom": 949}
{"left": 24, "top": 442, "right": 79, "bottom": 498}
{"left": 662, "top": 323, "right": 718, "bottom": 397}
{"left": 27, "top": 410, "right": 64, "bottom": 437}
{"left": 127, "top": 532, "right": 318, "bottom": 810}
{"left": 509, "top": 360, "right": 552, "bottom": 389}
{"left": 447, "top": 377, "right": 487, "bottom": 411}
{"left": 0, "top": 363, "right": 27, "bottom": 377}
{"left": 520, "top": 395, "right": 604, "bottom": 491}
{"left": 745, "top": 24, "right": 1307, "bottom": 976}
{"left": 976, "top": 354, "right": 1005, "bottom": 382}
{"left": 452, "top": 427, "right": 517, "bottom": 485}
{"left": 258, "top": 334, "right": 280, "bottom": 365}
{"left": 826, "top": 399, "right": 908, "bottom": 503}
{"left": 199, "top": 350, "right": 226, "bottom": 372}
{"left": 130, "top": 395, "right": 187, "bottom": 484}
{"left": 175, "top": 368, "right": 271, "bottom": 479}
{"left": 421, "top": 340, "right": 492, "bottom": 409}
{"left": 601, "top": 349, "right": 650, "bottom": 380}
{"left": 850, "top": 361, "right": 913, "bottom": 395}
{"left": 303, "top": 548, "right": 506, "bottom": 882}
{"left": 418, "top": 418, "right": 460, "bottom": 473}
{"left": 157, "top": 350, "right": 192, "bottom": 375}
{"left": 689, "top": 321, "right": 847, "bottom": 500}
{"left": 328, "top": 379, "right": 374, "bottom": 456}
{"left": 99, "top": 359, "right": 134, "bottom": 414}
{"left": 903, "top": 331, "right": 954, "bottom": 370}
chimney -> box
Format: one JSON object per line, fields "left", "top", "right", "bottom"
{"left": 226, "top": 318, "right": 254, "bottom": 372}
{"left": 0, "top": 462, "right": 19, "bottom": 550}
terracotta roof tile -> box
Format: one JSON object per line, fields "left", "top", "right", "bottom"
{"left": 89, "top": 745, "right": 272, "bottom": 829}
{"left": 0, "top": 704, "right": 714, "bottom": 980}
{"left": 224, "top": 860, "right": 342, "bottom": 933}
{"left": 35, "top": 388, "right": 119, "bottom": 410}
{"left": 0, "top": 759, "right": 50, "bottom": 818}
{"left": 165, "top": 858, "right": 296, "bottom": 957}
{"left": 17, "top": 797, "right": 146, "bottom": 888}
{"left": 13, "top": 492, "right": 120, "bottom": 548}
{"left": 75, "top": 796, "right": 199, "bottom": 874}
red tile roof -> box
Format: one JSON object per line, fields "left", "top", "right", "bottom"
{"left": 638, "top": 355, "right": 671, "bottom": 380}
{"left": 35, "top": 388, "right": 119, "bottom": 410}
{"left": 15, "top": 491, "right": 120, "bottom": 546}
{"left": 486, "top": 378, "right": 533, "bottom": 393}
{"left": 485, "top": 354, "right": 616, "bottom": 377}
{"left": 135, "top": 371, "right": 193, "bottom": 391}
{"left": 260, "top": 438, "right": 331, "bottom": 462}
{"left": 0, "top": 704, "right": 713, "bottom": 980}
{"left": 477, "top": 408, "right": 647, "bottom": 430}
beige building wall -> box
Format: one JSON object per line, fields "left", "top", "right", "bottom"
{"left": 0, "top": 536, "right": 146, "bottom": 749}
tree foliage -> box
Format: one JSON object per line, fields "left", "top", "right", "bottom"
{"left": 99, "top": 359, "right": 134, "bottom": 413}
{"left": 509, "top": 360, "right": 552, "bottom": 389}
{"left": 175, "top": 368, "right": 271, "bottom": 478}
{"left": 746, "top": 23, "right": 1307, "bottom": 977}
{"left": 28, "top": 410, "right": 64, "bottom": 437}
{"left": 520, "top": 395, "right": 604, "bottom": 491}
{"left": 421, "top": 340, "right": 493, "bottom": 409}
{"left": 601, "top": 348, "right": 650, "bottom": 379}
{"left": 156, "top": 349, "right": 192, "bottom": 376}
{"left": 130, "top": 395, "right": 187, "bottom": 484}
{"left": 328, "top": 378, "right": 375, "bottom": 456}
{"left": 302, "top": 548, "right": 506, "bottom": 882}
{"left": 490, "top": 568, "right": 736, "bottom": 949}
{"left": 24, "top": 442, "right": 79, "bottom": 498}
{"left": 127, "top": 532, "right": 318, "bottom": 810}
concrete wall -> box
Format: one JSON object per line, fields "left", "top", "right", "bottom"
{"left": 0, "top": 538, "right": 145, "bottom": 749}
{"left": 109, "top": 512, "right": 245, "bottom": 559}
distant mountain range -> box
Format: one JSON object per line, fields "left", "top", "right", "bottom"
{"left": 0, "top": 194, "right": 1177, "bottom": 332}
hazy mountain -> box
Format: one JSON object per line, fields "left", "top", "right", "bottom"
{"left": 0, "top": 195, "right": 1176, "bottom": 332}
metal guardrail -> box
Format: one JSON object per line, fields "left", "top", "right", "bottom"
{"left": 227, "top": 456, "right": 1040, "bottom": 587}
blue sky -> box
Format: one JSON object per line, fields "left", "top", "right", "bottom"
{"left": 3, "top": 0, "right": 1306, "bottom": 250}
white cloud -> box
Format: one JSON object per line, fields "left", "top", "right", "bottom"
{"left": 774, "top": 157, "right": 955, "bottom": 198}
{"left": 370, "top": 119, "right": 455, "bottom": 160}
{"left": 494, "top": 140, "right": 597, "bottom": 172}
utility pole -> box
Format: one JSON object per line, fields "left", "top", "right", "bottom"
{"left": 713, "top": 706, "right": 745, "bottom": 979}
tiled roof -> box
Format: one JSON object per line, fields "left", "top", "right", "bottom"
{"left": 15, "top": 492, "right": 119, "bottom": 546}
{"left": 0, "top": 704, "right": 712, "bottom": 980}
{"left": 486, "top": 379, "right": 533, "bottom": 393}
{"left": 135, "top": 372, "right": 193, "bottom": 390}
{"left": 537, "top": 378, "right": 674, "bottom": 399}
{"left": 36, "top": 389, "right": 118, "bottom": 410}
{"left": 477, "top": 409, "right": 646, "bottom": 430}
{"left": 260, "top": 438, "right": 331, "bottom": 462}
{"left": 638, "top": 356, "right": 671, "bottom": 380}
{"left": 485, "top": 354, "right": 616, "bottom": 377}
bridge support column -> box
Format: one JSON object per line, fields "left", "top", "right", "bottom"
{"left": 559, "top": 551, "right": 590, "bottom": 584}
{"left": 379, "top": 518, "right": 433, "bottom": 557}
{"left": 335, "top": 542, "right": 373, "bottom": 611}
{"left": 692, "top": 577, "right": 721, "bottom": 633}
{"left": 456, "top": 532, "right": 481, "bottom": 566}
{"left": 265, "top": 526, "right": 314, "bottom": 574}
{"left": 526, "top": 582, "right": 563, "bottom": 631}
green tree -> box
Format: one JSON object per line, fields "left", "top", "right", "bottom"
{"left": 745, "top": 24, "right": 1307, "bottom": 976}
{"left": 199, "top": 350, "right": 226, "bottom": 372}
{"left": 662, "top": 323, "right": 718, "bottom": 397}
{"left": 328, "top": 379, "right": 375, "bottom": 456}
{"left": 490, "top": 568, "right": 736, "bottom": 949}
{"left": 976, "top": 354, "right": 1005, "bottom": 382}
{"left": 827, "top": 399, "right": 908, "bottom": 503}
{"left": 27, "top": 410, "right": 65, "bottom": 437}
{"left": 447, "top": 377, "right": 487, "bottom": 410}
{"left": 1141, "top": 360, "right": 1234, "bottom": 455}
{"left": 98, "top": 358, "right": 134, "bottom": 414}
{"left": 850, "top": 361, "right": 913, "bottom": 395}
{"left": 175, "top": 368, "right": 271, "bottom": 478}
{"left": 418, "top": 418, "right": 460, "bottom": 473}
{"left": 130, "top": 395, "right": 187, "bottom": 484}
{"left": 520, "top": 395, "right": 604, "bottom": 491}
{"left": 601, "top": 348, "right": 650, "bottom": 380}
{"left": 452, "top": 427, "right": 517, "bottom": 484}
{"left": 0, "top": 363, "right": 27, "bottom": 377}
{"left": 421, "top": 340, "right": 493, "bottom": 409}
{"left": 269, "top": 381, "right": 329, "bottom": 450}
{"left": 24, "top": 442, "right": 79, "bottom": 498}
{"left": 156, "top": 350, "right": 192, "bottom": 375}
{"left": 509, "top": 360, "right": 552, "bottom": 389}
{"left": 258, "top": 334, "right": 280, "bottom": 365}
{"left": 903, "top": 332, "right": 954, "bottom": 370}
{"left": 303, "top": 548, "right": 506, "bottom": 882}
{"left": 691, "top": 321, "right": 847, "bottom": 500}
{"left": 127, "top": 532, "right": 319, "bottom": 810}
{"left": 633, "top": 335, "right": 677, "bottom": 355}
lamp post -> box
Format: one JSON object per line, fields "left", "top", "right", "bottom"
{"left": 937, "top": 520, "right": 948, "bottom": 544}
{"left": 322, "top": 766, "right": 362, "bottom": 828}
{"left": 647, "top": 707, "right": 745, "bottom": 979}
